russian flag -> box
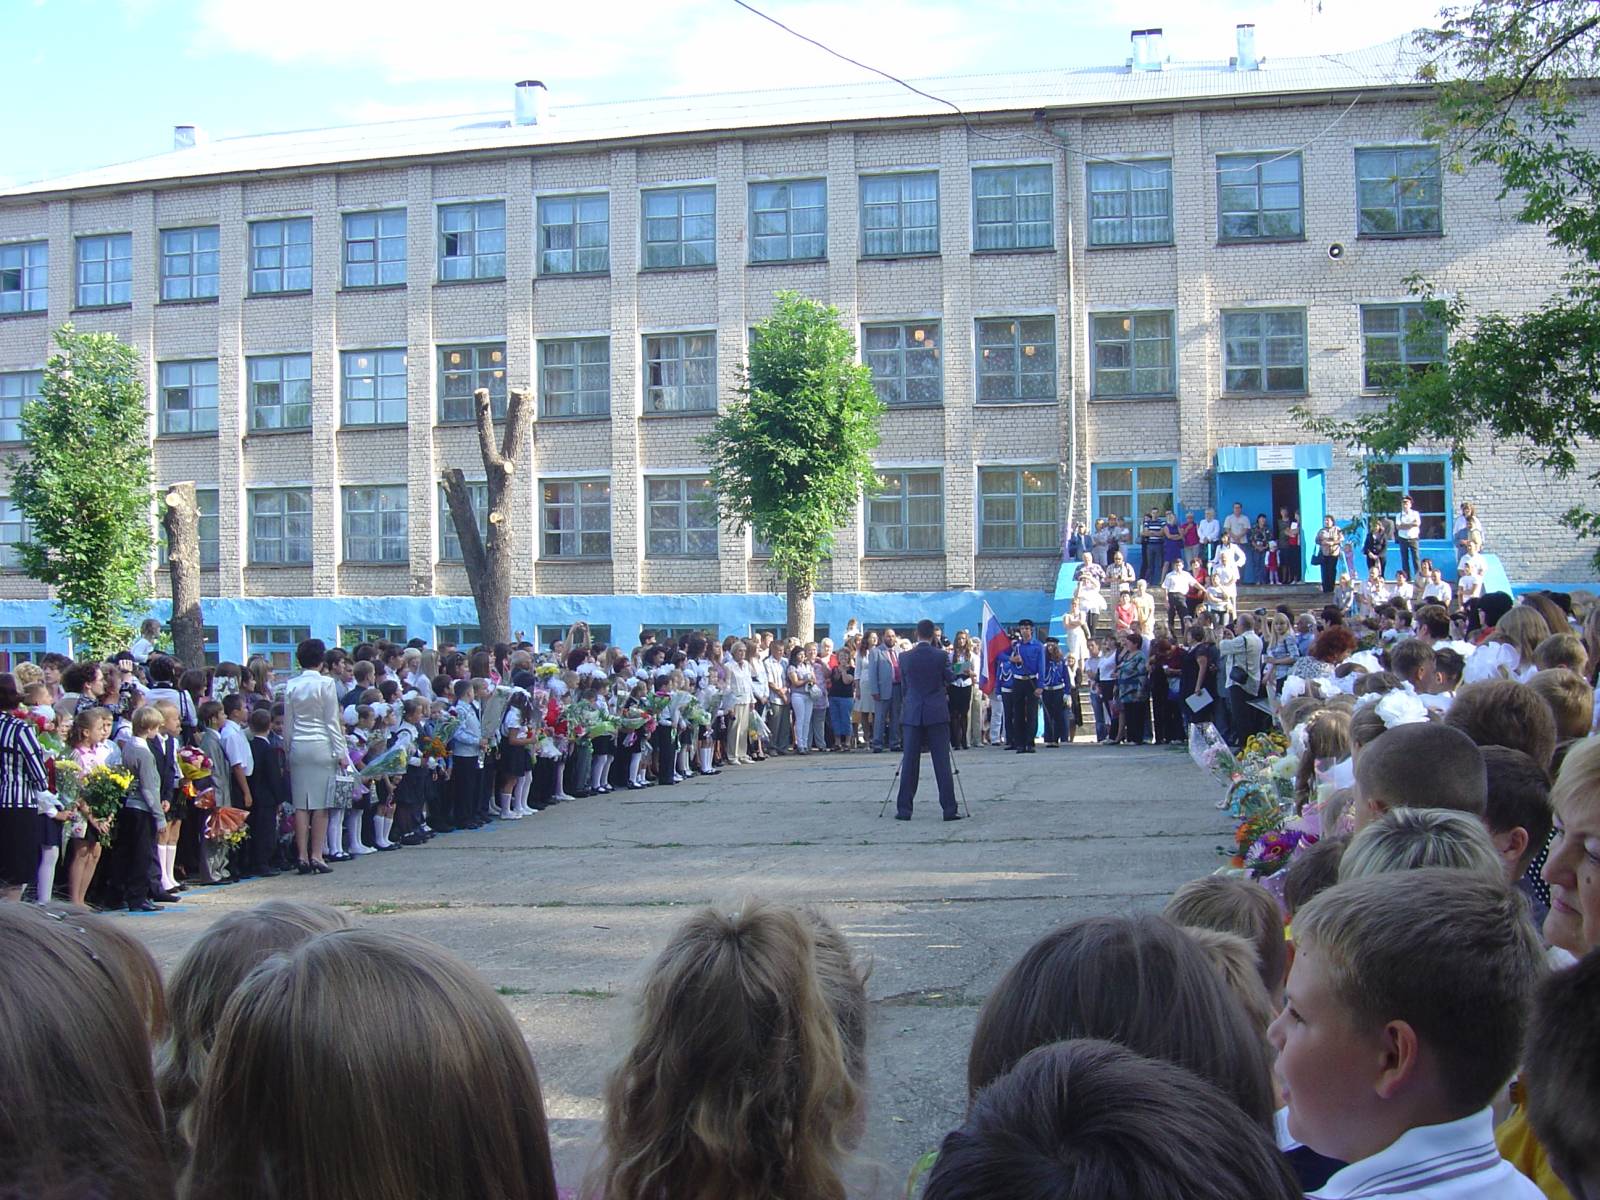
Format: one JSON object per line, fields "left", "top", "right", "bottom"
{"left": 979, "top": 601, "right": 1011, "bottom": 696}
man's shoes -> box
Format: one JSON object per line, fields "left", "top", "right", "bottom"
{"left": 872, "top": 747, "right": 884, "bottom": 753}
{"left": 943, "top": 812, "right": 966, "bottom": 821}
{"left": 127, "top": 900, "right": 160, "bottom": 913}
{"left": 894, "top": 813, "right": 911, "bottom": 821}
{"left": 151, "top": 890, "right": 181, "bottom": 903}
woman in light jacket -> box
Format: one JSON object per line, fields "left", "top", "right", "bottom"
{"left": 281, "top": 638, "right": 348, "bottom": 875}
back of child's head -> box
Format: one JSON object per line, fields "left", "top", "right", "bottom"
{"left": 1353, "top": 721, "right": 1486, "bottom": 826}
{"left": 799, "top": 907, "right": 871, "bottom": 1099}
{"left": 1352, "top": 670, "right": 1405, "bottom": 698}
{"left": 1480, "top": 745, "right": 1554, "bottom": 880}
{"left": 1277, "top": 695, "right": 1324, "bottom": 736}
{"left": 1432, "top": 645, "right": 1466, "bottom": 689}
{"left": 1283, "top": 834, "right": 1347, "bottom": 920}
{"left": 197, "top": 699, "right": 223, "bottom": 729}
{"left": 1388, "top": 638, "right": 1435, "bottom": 685}
{"left": 1338, "top": 807, "right": 1504, "bottom": 881}
{"left": 1291, "top": 869, "right": 1544, "bottom": 1120}
{"left": 1447, "top": 678, "right": 1558, "bottom": 769}
{"left": 184, "top": 927, "right": 557, "bottom": 1200}
{"left": 1534, "top": 631, "right": 1586, "bottom": 673}
{"left": 1348, "top": 703, "right": 1389, "bottom": 752}
{"left": 352, "top": 659, "right": 375, "bottom": 685}
{"left": 924, "top": 1040, "right": 1301, "bottom": 1200}
{"left": 1162, "top": 876, "right": 1287, "bottom": 1002}
{"left": 220, "top": 692, "right": 245, "bottom": 719}
{"left": 1524, "top": 947, "right": 1600, "bottom": 1200}
{"left": 1175, "top": 925, "right": 1276, "bottom": 1039}
{"left": 967, "top": 914, "right": 1275, "bottom": 1126}
{"left": 453, "top": 677, "right": 472, "bottom": 701}
{"left": 1526, "top": 667, "right": 1594, "bottom": 741}
{"left": 246, "top": 706, "right": 272, "bottom": 735}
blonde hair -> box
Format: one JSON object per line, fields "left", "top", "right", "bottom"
{"left": 1552, "top": 735, "right": 1600, "bottom": 832}
{"left": 1339, "top": 807, "right": 1504, "bottom": 881}
{"left": 1527, "top": 668, "right": 1595, "bottom": 741}
{"left": 1295, "top": 709, "right": 1352, "bottom": 809}
{"left": 132, "top": 704, "right": 164, "bottom": 735}
{"left": 1178, "top": 925, "right": 1276, "bottom": 1041}
{"left": 591, "top": 901, "right": 861, "bottom": 1200}
{"left": 12, "top": 660, "right": 43, "bottom": 688}
{"left": 1489, "top": 605, "right": 1551, "bottom": 668}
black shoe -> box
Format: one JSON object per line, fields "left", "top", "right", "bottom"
{"left": 127, "top": 899, "right": 160, "bottom": 913}
{"left": 943, "top": 813, "right": 967, "bottom": 822}
{"left": 297, "top": 861, "right": 313, "bottom": 875}
{"left": 151, "top": 890, "right": 181, "bottom": 904}
{"left": 310, "top": 860, "right": 333, "bottom": 874}
{"left": 375, "top": 842, "right": 400, "bottom": 851}
{"left": 400, "top": 832, "right": 426, "bottom": 846}
{"left": 894, "top": 813, "right": 911, "bottom": 821}
{"left": 258, "top": 866, "right": 282, "bottom": 876}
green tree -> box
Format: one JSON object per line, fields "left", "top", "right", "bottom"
{"left": 703, "top": 292, "right": 885, "bottom": 642}
{"left": 1302, "top": 1, "right": 1600, "bottom": 565}
{"left": 9, "top": 325, "right": 154, "bottom": 656}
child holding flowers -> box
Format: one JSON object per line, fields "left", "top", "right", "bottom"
{"left": 65, "top": 706, "right": 118, "bottom": 907}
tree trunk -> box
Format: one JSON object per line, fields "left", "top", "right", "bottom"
{"left": 162, "top": 482, "right": 206, "bottom": 668}
{"left": 785, "top": 574, "right": 815, "bottom": 645}
{"left": 442, "top": 386, "right": 533, "bottom": 647}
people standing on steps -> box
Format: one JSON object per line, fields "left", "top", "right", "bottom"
{"left": 1395, "top": 494, "right": 1422, "bottom": 577}
{"left": 893, "top": 620, "right": 961, "bottom": 822}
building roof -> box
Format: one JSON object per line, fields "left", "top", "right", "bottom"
{"left": 3, "top": 33, "right": 1434, "bottom": 201}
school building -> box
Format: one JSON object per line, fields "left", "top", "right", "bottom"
{"left": 0, "top": 27, "right": 1593, "bottom": 664}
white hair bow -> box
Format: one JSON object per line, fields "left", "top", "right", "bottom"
{"left": 1374, "top": 690, "right": 1430, "bottom": 729}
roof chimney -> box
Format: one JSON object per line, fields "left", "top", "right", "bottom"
{"left": 1129, "top": 28, "right": 1165, "bottom": 72}
{"left": 1234, "top": 24, "right": 1259, "bottom": 71}
{"left": 513, "top": 80, "right": 548, "bottom": 127}
{"left": 172, "top": 125, "right": 205, "bottom": 150}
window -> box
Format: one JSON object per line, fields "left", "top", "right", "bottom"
{"left": 1361, "top": 304, "right": 1446, "bottom": 390}
{"left": 160, "top": 226, "right": 219, "bottom": 301}
{"left": 246, "top": 626, "right": 312, "bottom": 678}
{"left": 438, "top": 343, "right": 507, "bottom": 422}
{"left": 438, "top": 482, "right": 488, "bottom": 561}
{"left": 0, "top": 241, "right": 47, "bottom": 314}
{"left": 749, "top": 623, "right": 829, "bottom": 643}
{"left": 160, "top": 489, "right": 219, "bottom": 567}
{"left": 538, "top": 338, "right": 609, "bottom": 417}
{"left": 342, "top": 210, "right": 406, "bottom": 288}
{"left": 863, "top": 323, "right": 941, "bottom": 407}
{"left": 542, "top": 478, "right": 611, "bottom": 558}
{"left": 1093, "top": 463, "right": 1174, "bottom": 524}
{"left": 1091, "top": 311, "right": 1174, "bottom": 398}
{"left": 158, "top": 360, "right": 219, "bottom": 435}
{"left": 645, "top": 476, "right": 717, "bottom": 558}
{"left": 979, "top": 467, "right": 1059, "bottom": 552}
{"left": 861, "top": 172, "right": 938, "bottom": 257}
{"left": 867, "top": 470, "right": 942, "bottom": 554}
{"left": 341, "top": 349, "right": 408, "bottom": 425}
{"left": 1367, "top": 458, "right": 1449, "bottom": 541}
{"left": 249, "top": 217, "right": 312, "bottom": 294}
{"left": 538, "top": 194, "right": 609, "bottom": 275}
{"left": 642, "top": 186, "right": 715, "bottom": 268}
{"left": 340, "top": 625, "right": 407, "bottom": 649}
{"left": 1217, "top": 153, "right": 1303, "bottom": 241}
{"left": 749, "top": 180, "right": 826, "bottom": 262}
{"left": 1222, "top": 309, "right": 1307, "bottom": 394}
{"left": 76, "top": 233, "right": 132, "bottom": 307}
{"left": 199, "top": 625, "right": 220, "bottom": 667}
{"left": 438, "top": 201, "right": 506, "bottom": 281}
{"left": 248, "top": 488, "right": 313, "bottom": 564}
{"left": 536, "top": 624, "right": 615, "bottom": 649}
{"left": 0, "top": 497, "right": 30, "bottom": 569}
{"left": 1086, "top": 159, "right": 1172, "bottom": 246}
{"left": 644, "top": 333, "right": 716, "bottom": 413}
{"left": 435, "top": 625, "right": 482, "bottom": 649}
{"left": 0, "top": 628, "right": 48, "bottom": 669}
{"left": 976, "top": 317, "right": 1056, "bottom": 404}
{"left": 0, "top": 371, "right": 42, "bottom": 442}
{"left": 645, "top": 624, "right": 715, "bottom": 645}
{"left": 973, "top": 165, "right": 1052, "bottom": 251}
{"left": 247, "top": 354, "right": 312, "bottom": 430}
{"left": 342, "top": 486, "right": 408, "bottom": 563}
{"left": 1356, "top": 147, "right": 1442, "bottom": 236}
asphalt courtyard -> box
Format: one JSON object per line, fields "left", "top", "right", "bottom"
{"left": 120, "top": 736, "right": 1224, "bottom": 1192}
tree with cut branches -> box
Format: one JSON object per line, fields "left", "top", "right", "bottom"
{"left": 441, "top": 385, "right": 532, "bottom": 646}
{"left": 703, "top": 292, "right": 884, "bottom": 643}
{"left": 161, "top": 481, "right": 206, "bottom": 668}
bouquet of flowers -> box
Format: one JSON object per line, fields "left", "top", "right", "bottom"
{"left": 358, "top": 741, "right": 410, "bottom": 780}
{"left": 81, "top": 765, "right": 134, "bottom": 847}
{"left": 50, "top": 758, "right": 81, "bottom": 805}
{"left": 534, "top": 735, "right": 562, "bottom": 759}
{"left": 587, "top": 715, "right": 619, "bottom": 739}
{"left": 419, "top": 734, "right": 449, "bottom": 761}
{"left": 644, "top": 693, "right": 672, "bottom": 718}
{"left": 684, "top": 700, "right": 713, "bottom": 728}
{"left": 206, "top": 804, "right": 250, "bottom": 844}
{"left": 1187, "top": 723, "right": 1238, "bottom": 789}
{"left": 535, "top": 663, "right": 560, "bottom": 680}
{"left": 429, "top": 715, "right": 462, "bottom": 749}
{"left": 616, "top": 713, "right": 647, "bottom": 732}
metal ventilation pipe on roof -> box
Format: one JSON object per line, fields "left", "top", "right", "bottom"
{"left": 514, "top": 80, "right": 549, "bottom": 127}
{"left": 1129, "top": 28, "right": 1165, "bottom": 72}
{"left": 173, "top": 125, "right": 203, "bottom": 150}
{"left": 1235, "top": 24, "right": 1259, "bottom": 71}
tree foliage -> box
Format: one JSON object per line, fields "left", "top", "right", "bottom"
{"left": 702, "top": 292, "right": 884, "bottom": 638}
{"left": 9, "top": 325, "right": 153, "bottom": 656}
{"left": 1303, "top": 0, "right": 1600, "bottom": 565}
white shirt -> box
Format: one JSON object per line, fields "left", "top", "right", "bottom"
{"left": 1197, "top": 517, "right": 1220, "bottom": 543}
{"left": 219, "top": 718, "right": 255, "bottom": 777}
{"left": 1298, "top": 1108, "right": 1542, "bottom": 1199}
{"left": 1223, "top": 512, "right": 1251, "bottom": 541}
{"left": 723, "top": 659, "right": 755, "bottom": 703}
{"left": 1395, "top": 507, "right": 1422, "bottom": 541}
{"left": 1422, "top": 580, "right": 1453, "bottom": 607}
{"left": 1215, "top": 542, "right": 1246, "bottom": 573}
{"left": 1162, "top": 568, "right": 1198, "bottom": 596}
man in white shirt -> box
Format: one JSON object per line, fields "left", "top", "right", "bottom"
{"left": 1223, "top": 502, "right": 1251, "bottom": 544}
{"left": 1162, "top": 561, "right": 1200, "bottom": 631}
{"left": 218, "top": 694, "right": 255, "bottom": 810}
{"left": 1197, "top": 507, "right": 1221, "bottom": 564}
{"left": 1395, "top": 495, "right": 1423, "bottom": 577}
{"left": 1218, "top": 614, "right": 1265, "bottom": 746}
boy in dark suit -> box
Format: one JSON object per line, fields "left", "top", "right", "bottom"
{"left": 245, "top": 706, "right": 285, "bottom": 876}
{"left": 895, "top": 619, "right": 961, "bottom": 822}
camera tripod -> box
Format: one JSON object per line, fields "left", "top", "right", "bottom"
{"left": 877, "top": 746, "right": 972, "bottom": 820}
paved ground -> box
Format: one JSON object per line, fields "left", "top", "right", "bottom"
{"left": 119, "top": 736, "right": 1224, "bottom": 1193}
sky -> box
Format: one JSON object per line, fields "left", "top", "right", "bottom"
{"left": 4, "top": 0, "right": 1450, "bottom": 188}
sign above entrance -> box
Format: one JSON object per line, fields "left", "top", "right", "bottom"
{"left": 1214, "top": 443, "right": 1333, "bottom": 474}
{"left": 1254, "top": 444, "right": 1297, "bottom": 470}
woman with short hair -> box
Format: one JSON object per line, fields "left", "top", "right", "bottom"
{"left": 281, "top": 638, "right": 348, "bottom": 875}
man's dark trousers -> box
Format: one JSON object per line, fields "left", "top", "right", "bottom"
{"left": 896, "top": 721, "right": 957, "bottom": 819}
{"left": 1013, "top": 677, "right": 1038, "bottom": 750}
{"left": 1002, "top": 688, "right": 1020, "bottom": 748}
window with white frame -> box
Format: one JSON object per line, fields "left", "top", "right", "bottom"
{"left": 160, "top": 489, "right": 219, "bottom": 567}
{"left": 342, "top": 210, "right": 406, "bottom": 288}
{"left": 645, "top": 476, "right": 717, "bottom": 558}
{"left": 976, "top": 317, "right": 1056, "bottom": 404}
{"left": 435, "top": 625, "right": 482, "bottom": 649}
{"left": 0, "top": 627, "right": 48, "bottom": 669}
{"left": 248, "top": 488, "right": 313, "bottom": 565}
{"left": 749, "top": 180, "right": 826, "bottom": 262}
{"left": 866, "top": 470, "right": 943, "bottom": 554}
{"left": 542, "top": 478, "right": 611, "bottom": 558}
{"left": 1222, "top": 309, "right": 1307, "bottom": 393}
{"left": 861, "top": 172, "right": 938, "bottom": 257}
{"left": 1217, "top": 153, "right": 1303, "bottom": 241}
{"left": 341, "top": 349, "right": 407, "bottom": 425}
{"left": 342, "top": 486, "right": 408, "bottom": 563}
{"left": 247, "top": 354, "right": 312, "bottom": 430}
{"left": 246, "top": 626, "right": 312, "bottom": 678}
{"left": 642, "top": 187, "right": 715, "bottom": 268}
{"left": 0, "top": 371, "right": 41, "bottom": 442}
{"left": 1091, "top": 311, "right": 1175, "bottom": 398}
{"left": 0, "top": 241, "right": 48, "bottom": 314}
{"left": 644, "top": 333, "right": 715, "bottom": 413}
{"left": 979, "top": 467, "right": 1059, "bottom": 552}
{"left": 438, "top": 482, "right": 488, "bottom": 561}
{"left": 249, "top": 217, "right": 312, "bottom": 294}
{"left": 1086, "top": 159, "right": 1173, "bottom": 246}
{"left": 863, "top": 322, "right": 941, "bottom": 407}
{"left": 438, "top": 343, "right": 507, "bottom": 422}
{"left": 160, "top": 226, "right": 219, "bottom": 301}
{"left": 972, "top": 165, "right": 1052, "bottom": 251}
{"left": 1361, "top": 304, "right": 1446, "bottom": 391}
{"left": 0, "top": 497, "right": 30, "bottom": 569}
{"left": 1356, "top": 147, "right": 1442, "bottom": 236}
{"left": 76, "top": 233, "right": 132, "bottom": 307}
{"left": 158, "top": 360, "right": 219, "bottom": 435}
{"left": 538, "top": 338, "right": 609, "bottom": 417}
{"left": 340, "top": 625, "right": 407, "bottom": 649}
{"left": 538, "top": 194, "right": 609, "bottom": 274}
{"left": 438, "top": 201, "right": 506, "bottom": 280}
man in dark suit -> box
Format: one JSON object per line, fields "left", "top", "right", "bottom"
{"left": 895, "top": 619, "right": 962, "bottom": 822}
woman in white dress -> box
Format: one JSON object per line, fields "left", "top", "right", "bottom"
{"left": 853, "top": 631, "right": 878, "bottom": 750}
{"left": 281, "top": 638, "right": 348, "bottom": 874}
